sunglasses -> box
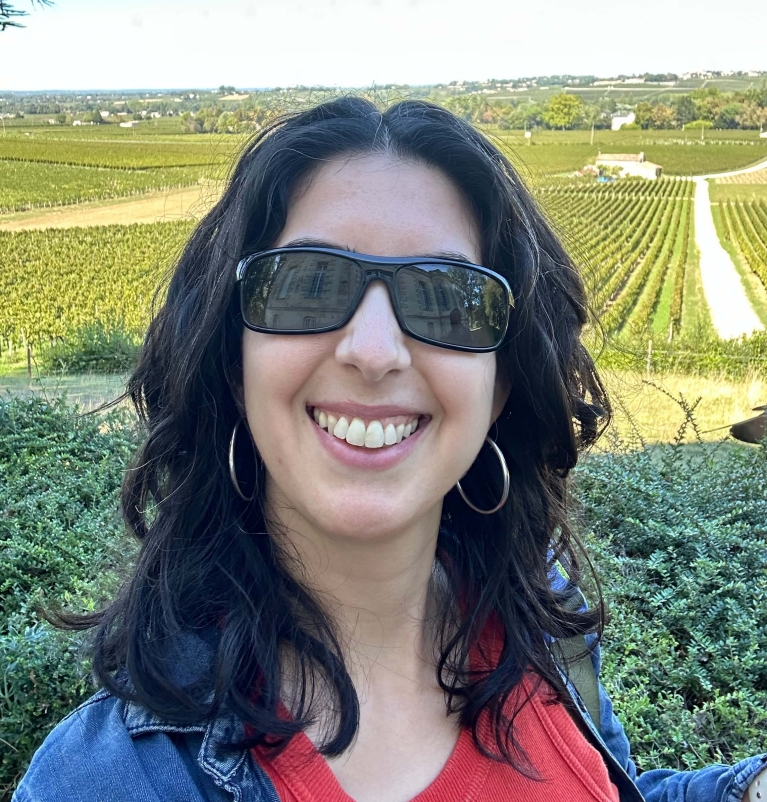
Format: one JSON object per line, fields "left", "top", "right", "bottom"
{"left": 235, "top": 247, "right": 514, "bottom": 352}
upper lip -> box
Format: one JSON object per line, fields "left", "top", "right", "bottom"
{"left": 307, "top": 401, "right": 427, "bottom": 419}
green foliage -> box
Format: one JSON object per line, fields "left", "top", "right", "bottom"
{"left": 38, "top": 321, "right": 141, "bottom": 374}
{"left": 542, "top": 93, "right": 584, "bottom": 130}
{"left": 594, "top": 331, "right": 767, "bottom": 381}
{"left": 577, "top": 433, "right": 767, "bottom": 768}
{"left": 0, "top": 395, "right": 139, "bottom": 795}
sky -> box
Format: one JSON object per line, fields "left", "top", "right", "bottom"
{"left": 1, "top": 0, "right": 766, "bottom": 92}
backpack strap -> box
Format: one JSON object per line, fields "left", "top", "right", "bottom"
{"left": 552, "top": 587, "right": 602, "bottom": 732}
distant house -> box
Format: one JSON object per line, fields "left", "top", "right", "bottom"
{"left": 611, "top": 111, "right": 636, "bottom": 131}
{"left": 595, "top": 151, "right": 662, "bottom": 180}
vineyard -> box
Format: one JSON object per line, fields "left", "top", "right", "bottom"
{"left": 2, "top": 121, "right": 767, "bottom": 372}
{"left": 0, "top": 223, "right": 192, "bottom": 351}
{"left": 0, "top": 162, "right": 204, "bottom": 213}
{"left": 718, "top": 199, "right": 767, "bottom": 291}
{"left": 0, "top": 177, "right": 699, "bottom": 353}
{"left": 0, "top": 137, "right": 232, "bottom": 169}
{"left": 717, "top": 166, "right": 767, "bottom": 185}
{"left": 537, "top": 177, "right": 695, "bottom": 338}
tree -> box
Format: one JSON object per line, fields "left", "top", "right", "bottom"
{"left": 1, "top": 0, "right": 52, "bottom": 31}
{"left": 217, "top": 111, "right": 238, "bottom": 133}
{"left": 651, "top": 103, "right": 675, "bottom": 129}
{"left": 715, "top": 103, "right": 743, "bottom": 129}
{"left": 634, "top": 102, "right": 653, "bottom": 129}
{"left": 737, "top": 101, "right": 767, "bottom": 130}
{"left": 542, "top": 93, "right": 583, "bottom": 130}
{"left": 674, "top": 95, "right": 696, "bottom": 127}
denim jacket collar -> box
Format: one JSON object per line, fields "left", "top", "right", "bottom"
{"left": 120, "top": 629, "right": 276, "bottom": 802}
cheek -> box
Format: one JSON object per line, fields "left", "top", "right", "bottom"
{"left": 425, "top": 350, "right": 498, "bottom": 442}
{"left": 241, "top": 332, "right": 321, "bottom": 432}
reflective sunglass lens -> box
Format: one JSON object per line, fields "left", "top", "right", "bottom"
{"left": 395, "top": 265, "right": 508, "bottom": 348}
{"left": 241, "top": 253, "right": 362, "bottom": 330}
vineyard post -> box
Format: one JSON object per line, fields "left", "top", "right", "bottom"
{"left": 27, "top": 343, "right": 32, "bottom": 379}
{"left": 646, "top": 337, "right": 653, "bottom": 376}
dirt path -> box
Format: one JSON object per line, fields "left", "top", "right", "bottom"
{"left": 0, "top": 184, "right": 221, "bottom": 232}
{"left": 692, "top": 159, "right": 767, "bottom": 340}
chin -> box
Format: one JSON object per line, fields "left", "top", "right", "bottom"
{"left": 314, "top": 500, "right": 428, "bottom": 542}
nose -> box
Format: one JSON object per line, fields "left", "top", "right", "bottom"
{"left": 334, "top": 281, "right": 412, "bottom": 382}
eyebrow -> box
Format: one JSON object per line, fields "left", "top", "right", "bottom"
{"left": 280, "top": 237, "right": 474, "bottom": 263}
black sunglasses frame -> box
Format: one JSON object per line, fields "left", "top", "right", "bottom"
{"left": 235, "top": 247, "right": 515, "bottom": 353}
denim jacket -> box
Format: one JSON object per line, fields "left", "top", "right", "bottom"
{"left": 13, "top": 568, "right": 767, "bottom": 802}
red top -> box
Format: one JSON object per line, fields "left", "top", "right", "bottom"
{"left": 248, "top": 623, "right": 619, "bottom": 801}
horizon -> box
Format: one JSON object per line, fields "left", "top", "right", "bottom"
{"left": 0, "top": 0, "right": 765, "bottom": 92}
{"left": 4, "top": 68, "right": 767, "bottom": 96}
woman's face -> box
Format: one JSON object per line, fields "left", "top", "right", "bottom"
{"left": 242, "top": 153, "right": 509, "bottom": 542}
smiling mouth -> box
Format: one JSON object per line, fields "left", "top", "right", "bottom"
{"left": 309, "top": 406, "right": 426, "bottom": 449}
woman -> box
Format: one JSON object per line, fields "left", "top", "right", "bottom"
{"left": 14, "top": 97, "right": 765, "bottom": 802}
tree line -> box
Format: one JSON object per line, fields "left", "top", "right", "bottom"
{"left": 441, "top": 84, "right": 767, "bottom": 132}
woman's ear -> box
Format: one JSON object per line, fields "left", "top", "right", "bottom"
{"left": 491, "top": 359, "right": 512, "bottom": 424}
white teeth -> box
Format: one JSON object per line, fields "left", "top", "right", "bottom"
{"left": 333, "top": 416, "right": 349, "bottom": 438}
{"left": 314, "top": 408, "right": 424, "bottom": 449}
{"left": 345, "top": 417, "right": 367, "bottom": 447}
{"left": 384, "top": 423, "right": 397, "bottom": 445}
{"left": 365, "top": 420, "right": 385, "bottom": 448}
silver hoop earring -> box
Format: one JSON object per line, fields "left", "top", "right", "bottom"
{"left": 456, "top": 436, "right": 510, "bottom": 515}
{"left": 228, "top": 418, "right": 256, "bottom": 502}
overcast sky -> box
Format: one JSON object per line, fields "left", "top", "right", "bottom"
{"left": 1, "top": 0, "right": 765, "bottom": 91}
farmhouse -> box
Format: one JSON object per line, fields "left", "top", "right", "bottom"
{"left": 596, "top": 151, "right": 663, "bottom": 180}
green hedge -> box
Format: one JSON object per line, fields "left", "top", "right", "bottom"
{"left": 0, "top": 395, "right": 138, "bottom": 799}
{"left": 577, "top": 438, "right": 767, "bottom": 769}
{"left": 38, "top": 321, "right": 142, "bottom": 374}
{"left": 1, "top": 395, "right": 766, "bottom": 797}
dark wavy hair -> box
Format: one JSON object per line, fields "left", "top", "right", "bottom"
{"left": 53, "top": 95, "right": 611, "bottom": 769}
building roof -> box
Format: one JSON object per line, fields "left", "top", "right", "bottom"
{"left": 596, "top": 153, "right": 644, "bottom": 162}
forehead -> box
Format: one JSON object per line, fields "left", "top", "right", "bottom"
{"left": 275, "top": 153, "right": 482, "bottom": 263}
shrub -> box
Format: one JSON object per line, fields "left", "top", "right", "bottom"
{"left": 38, "top": 322, "right": 141, "bottom": 374}
{"left": 576, "top": 432, "right": 767, "bottom": 769}
{"left": 0, "top": 395, "right": 139, "bottom": 797}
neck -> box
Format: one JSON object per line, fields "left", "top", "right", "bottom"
{"left": 266, "top": 487, "right": 445, "bottom": 680}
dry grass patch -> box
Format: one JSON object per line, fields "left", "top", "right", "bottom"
{"left": 599, "top": 369, "right": 767, "bottom": 445}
